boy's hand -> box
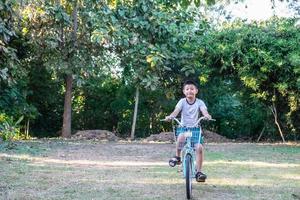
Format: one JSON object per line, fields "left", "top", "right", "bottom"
{"left": 204, "top": 114, "right": 212, "bottom": 120}
{"left": 165, "top": 116, "right": 173, "bottom": 121}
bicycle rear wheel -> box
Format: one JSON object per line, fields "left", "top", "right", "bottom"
{"left": 185, "top": 154, "right": 192, "bottom": 199}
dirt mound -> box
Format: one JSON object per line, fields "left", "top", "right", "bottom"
{"left": 203, "top": 130, "right": 231, "bottom": 143}
{"left": 73, "top": 130, "right": 119, "bottom": 141}
{"left": 146, "top": 130, "right": 230, "bottom": 143}
{"left": 146, "top": 132, "right": 174, "bottom": 142}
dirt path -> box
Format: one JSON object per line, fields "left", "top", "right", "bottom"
{"left": 0, "top": 140, "right": 299, "bottom": 200}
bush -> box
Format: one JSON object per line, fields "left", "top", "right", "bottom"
{"left": 0, "top": 113, "right": 26, "bottom": 141}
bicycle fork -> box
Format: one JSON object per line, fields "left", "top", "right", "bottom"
{"left": 182, "top": 139, "right": 196, "bottom": 178}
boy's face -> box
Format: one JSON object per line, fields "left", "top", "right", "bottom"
{"left": 183, "top": 84, "right": 198, "bottom": 99}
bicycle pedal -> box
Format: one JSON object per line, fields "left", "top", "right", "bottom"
{"left": 196, "top": 178, "right": 206, "bottom": 182}
{"left": 169, "top": 160, "right": 176, "bottom": 167}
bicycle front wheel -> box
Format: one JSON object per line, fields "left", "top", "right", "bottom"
{"left": 185, "top": 154, "right": 192, "bottom": 199}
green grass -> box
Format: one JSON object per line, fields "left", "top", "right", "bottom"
{"left": 0, "top": 140, "right": 299, "bottom": 200}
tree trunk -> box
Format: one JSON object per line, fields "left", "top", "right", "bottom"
{"left": 270, "top": 102, "right": 285, "bottom": 142}
{"left": 62, "top": 74, "right": 73, "bottom": 138}
{"left": 61, "top": 2, "right": 77, "bottom": 138}
{"left": 257, "top": 126, "right": 265, "bottom": 142}
{"left": 131, "top": 87, "right": 139, "bottom": 140}
{"left": 26, "top": 119, "right": 29, "bottom": 139}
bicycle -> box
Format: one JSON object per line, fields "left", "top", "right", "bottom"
{"left": 162, "top": 116, "right": 214, "bottom": 199}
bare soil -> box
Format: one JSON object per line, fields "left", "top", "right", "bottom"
{"left": 0, "top": 140, "right": 299, "bottom": 200}
{"left": 72, "top": 130, "right": 120, "bottom": 141}
{"left": 72, "top": 129, "right": 230, "bottom": 143}
{"left": 146, "top": 130, "right": 231, "bottom": 143}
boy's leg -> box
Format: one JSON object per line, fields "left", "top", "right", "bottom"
{"left": 195, "top": 143, "right": 204, "bottom": 172}
{"left": 195, "top": 143, "right": 207, "bottom": 182}
{"left": 169, "top": 134, "right": 185, "bottom": 166}
{"left": 176, "top": 134, "right": 185, "bottom": 157}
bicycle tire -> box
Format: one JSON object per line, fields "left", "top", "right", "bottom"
{"left": 185, "top": 154, "right": 192, "bottom": 199}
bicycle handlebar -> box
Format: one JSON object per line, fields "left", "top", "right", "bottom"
{"left": 161, "top": 116, "right": 215, "bottom": 127}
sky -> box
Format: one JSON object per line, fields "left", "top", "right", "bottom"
{"left": 211, "top": 0, "right": 300, "bottom": 22}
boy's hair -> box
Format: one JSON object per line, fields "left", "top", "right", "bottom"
{"left": 183, "top": 80, "right": 198, "bottom": 89}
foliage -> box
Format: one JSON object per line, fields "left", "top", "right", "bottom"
{"left": 27, "top": 62, "right": 64, "bottom": 137}
{"left": 91, "top": 0, "right": 212, "bottom": 139}
{"left": 1, "top": 1, "right": 299, "bottom": 141}
{"left": 199, "top": 18, "right": 300, "bottom": 140}
{"left": 0, "top": 0, "right": 19, "bottom": 85}
{"left": 0, "top": 1, "right": 39, "bottom": 138}
{"left": 201, "top": 78, "right": 268, "bottom": 139}
{"left": 0, "top": 113, "right": 26, "bottom": 141}
{"left": 91, "top": 0, "right": 210, "bottom": 91}
{"left": 72, "top": 76, "right": 174, "bottom": 138}
{"left": 19, "top": 0, "right": 109, "bottom": 137}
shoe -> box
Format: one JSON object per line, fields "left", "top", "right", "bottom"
{"left": 196, "top": 171, "right": 207, "bottom": 182}
{"left": 169, "top": 156, "right": 181, "bottom": 167}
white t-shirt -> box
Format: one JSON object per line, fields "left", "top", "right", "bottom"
{"left": 176, "top": 98, "right": 207, "bottom": 127}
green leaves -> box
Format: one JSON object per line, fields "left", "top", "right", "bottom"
{"left": 205, "top": 18, "right": 300, "bottom": 136}
{"left": 91, "top": 0, "right": 206, "bottom": 91}
{"left": 0, "top": 114, "right": 24, "bottom": 141}
{"left": 172, "top": 0, "right": 215, "bottom": 8}
{"left": 141, "top": 74, "right": 159, "bottom": 91}
{"left": 180, "top": 66, "right": 195, "bottom": 77}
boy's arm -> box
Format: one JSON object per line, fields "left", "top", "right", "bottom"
{"left": 200, "top": 107, "right": 212, "bottom": 120}
{"left": 165, "top": 107, "right": 181, "bottom": 121}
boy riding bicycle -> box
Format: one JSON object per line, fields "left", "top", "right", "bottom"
{"left": 165, "top": 80, "right": 212, "bottom": 182}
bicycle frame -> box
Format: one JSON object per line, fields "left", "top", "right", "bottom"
{"left": 173, "top": 118, "right": 206, "bottom": 199}
{"left": 162, "top": 116, "right": 214, "bottom": 199}
{"left": 176, "top": 127, "right": 201, "bottom": 179}
{"left": 169, "top": 117, "right": 209, "bottom": 176}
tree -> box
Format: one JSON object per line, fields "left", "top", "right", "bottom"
{"left": 21, "top": 0, "right": 103, "bottom": 137}
{"left": 91, "top": 0, "right": 213, "bottom": 139}
{"left": 0, "top": 0, "right": 38, "bottom": 135}
{"left": 0, "top": 0, "right": 18, "bottom": 82}
{"left": 199, "top": 18, "right": 300, "bottom": 141}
